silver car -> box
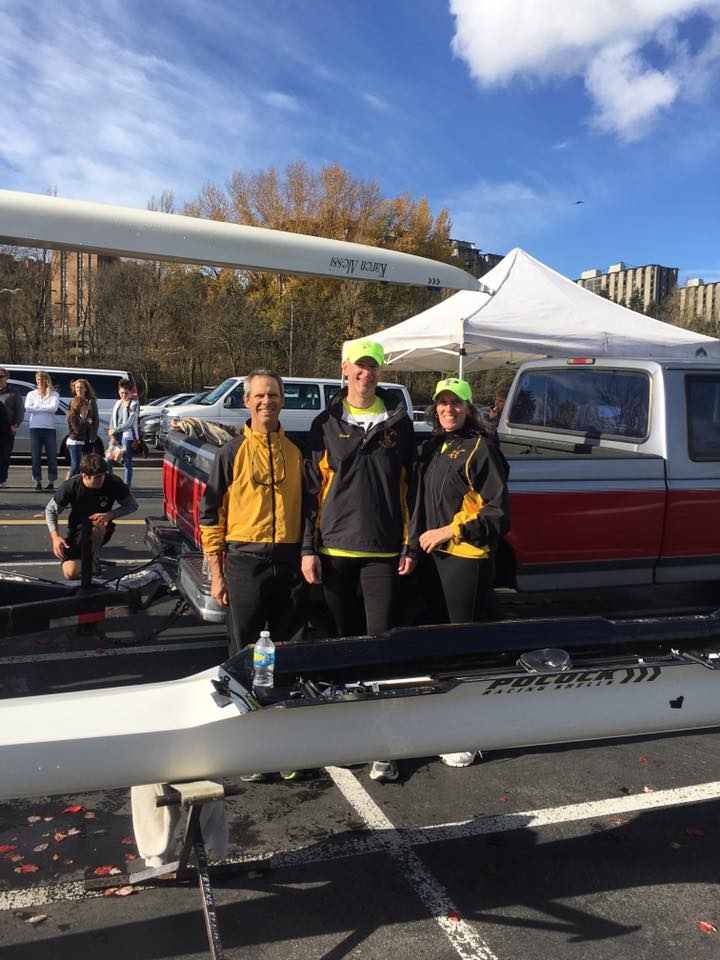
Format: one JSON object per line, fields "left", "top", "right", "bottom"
{"left": 10, "top": 379, "right": 109, "bottom": 458}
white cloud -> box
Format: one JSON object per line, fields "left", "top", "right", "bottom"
{"left": 443, "top": 178, "right": 574, "bottom": 252}
{"left": 0, "top": 2, "right": 306, "bottom": 207}
{"left": 360, "top": 92, "right": 391, "bottom": 112}
{"left": 262, "top": 91, "right": 302, "bottom": 112}
{"left": 449, "top": 0, "right": 720, "bottom": 139}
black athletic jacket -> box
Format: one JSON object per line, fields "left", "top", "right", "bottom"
{"left": 302, "top": 386, "right": 419, "bottom": 558}
{"left": 420, "top": 427, "right": 510, "bottom": 559}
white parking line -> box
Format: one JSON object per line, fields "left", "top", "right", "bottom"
{"left": 326, "top": 765, "right": 498, "bottom": 960}
{"left": 4, "top": 779, "right": 720, "bottom": 923}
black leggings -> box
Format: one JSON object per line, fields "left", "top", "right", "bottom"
{"left": 320, "top": 554, "right": 397, "bottom": 637}
{"left": 427, "top": 551, "right": 496, "bottom": 624}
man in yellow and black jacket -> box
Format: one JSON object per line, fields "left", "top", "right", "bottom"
{"left": 301, "top": 340, "right": 419, "bottom": 640}
{"left": 200, "top": 370, "right": 305, "bottom": 656}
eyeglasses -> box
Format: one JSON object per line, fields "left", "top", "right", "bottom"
{"left": 249, "top": 443, "right": 286, "bottom": 486}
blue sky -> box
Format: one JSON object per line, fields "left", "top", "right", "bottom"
{"left": 1, "top": 0, "right": 720, "bottom": 283}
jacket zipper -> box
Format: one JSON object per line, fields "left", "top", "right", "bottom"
{"left": 267, "top": 432, "right": 276, "bottom": 546}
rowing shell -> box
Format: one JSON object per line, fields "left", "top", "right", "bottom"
{"left": 2, "top": 613, "right": 720, "bottom": 801}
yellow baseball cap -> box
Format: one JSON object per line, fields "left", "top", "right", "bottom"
{"left": 344, "top": 339, "right": 385, "bottom": 366}
{"left": 432, "top": 377, "right": 473, "bottom": 402}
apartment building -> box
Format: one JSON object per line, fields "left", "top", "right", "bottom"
{"left": 679, "top": 278, "right": 720, "bottom": 328}
{"left": 449, "top": 239, "right": 504, "bottom": 279}
{"left": 577, "top": 262, "right": 678, "bottom": 311}
{"left": 51, "top": 250, "right": 115, "bottom": 341}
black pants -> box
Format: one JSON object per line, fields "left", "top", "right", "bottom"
{"left": 320, "top": 554, "right": 397, "bottom": 637}
{"left": 0, "top": 434, "right": 13, "bottom": 483}
{"left": 423, "top": 551, "right": 496, "bottom": 624}
{"left": 224, "top": 552, "right": 307, "bottom": 657}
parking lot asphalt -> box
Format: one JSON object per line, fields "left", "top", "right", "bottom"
{"left": 1, "top": 457, "right": 720, "bottom": 960}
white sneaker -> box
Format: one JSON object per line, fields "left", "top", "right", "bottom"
{"left": 0, "top": 481, "right": 5, "bottom": 488}
{"left": 369, "top": 761, "right": 398, "bottom": 782}
{"left": 440, "top": 751, "right": 479, "bottom": 768}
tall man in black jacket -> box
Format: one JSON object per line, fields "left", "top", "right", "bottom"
{"left": 301, "top": 340, "right": 419, "bottom": 781}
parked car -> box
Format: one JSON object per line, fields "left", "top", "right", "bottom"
{"left": 10, "top": 379, "right": 109, "bottom": 460}
{"left": 2, "top": 365, "right": 136, "bottom": 417}
{"left": 141, "top": 391, "right": 209, "bottom": 448}
{"left": 139, "top": 395, "right": 171, "bottom": 417}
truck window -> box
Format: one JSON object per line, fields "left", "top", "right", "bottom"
{"left": 686, "top": 375, "right": 720, "bottom": 461}
{"left": 284, "top": 383, "right": 320, "bottom": 410}
{"left": 508, "top": 368, "right": 650, "bottom": 440}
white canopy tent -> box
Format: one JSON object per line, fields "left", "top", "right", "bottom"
{"left": 352, "top": 248, "right": 720, "bottom": 374}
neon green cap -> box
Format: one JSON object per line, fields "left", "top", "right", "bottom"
{"left": 432, "top": 377, "right": 473, "bottom": 402}
{"left": 344, "top": 339, "right": 385, "bottom": 366}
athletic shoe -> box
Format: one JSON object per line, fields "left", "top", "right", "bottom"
{"left": 0, "top": 481, "right": 5, "bottom": 488}
{"left": 45, "top": 482, "right": 54, "bottom": 491}
{"left": 369, "top": 761, "right": 398, "bottom": 782}
{"left": 239, "top": 772, "right": 267, "bottom": 782}
{"left": 35, "top": 482, "right": 42, "bottom": 491}
{"left": 440, "top": 751, "right": 479, "bottom": 768}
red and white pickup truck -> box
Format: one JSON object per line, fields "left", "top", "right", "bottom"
{"left": 146, "top": 356, "right": 720, "bottom": 620}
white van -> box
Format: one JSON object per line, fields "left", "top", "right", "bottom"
{"left": 158, "top": 375, "right": 428, "bottom": 446}
{"left": 1, "top": 365, "right": 135, "bottom": 417}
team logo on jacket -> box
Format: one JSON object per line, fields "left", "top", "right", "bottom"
{"left": 99, "top": 497, "right": 109, "bottom": 509}
{"left": 379, "top": 428, "right": 397, "bottom": 448}
{"left": 448, "top": 447, "right": 464, "bottom": 460}
{"left": 338, "top": 433, "right": 351, "bottom": 439}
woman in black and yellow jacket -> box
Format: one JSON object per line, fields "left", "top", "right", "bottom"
{"left": 419, "top": 377, "right": 510, "bottom": 626}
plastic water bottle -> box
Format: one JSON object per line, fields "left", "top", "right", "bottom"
{"left": 253, "top": 630, "right": 275, "bottom": 689}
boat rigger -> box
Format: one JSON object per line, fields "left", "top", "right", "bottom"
{"left": 1, "top": 611, "right": 720, "bottom": 801}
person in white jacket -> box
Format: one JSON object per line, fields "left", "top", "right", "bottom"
{"left": 24, "top": 370, "right": 60, "bottom": 491}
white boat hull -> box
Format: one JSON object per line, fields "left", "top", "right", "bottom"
{"left": 1, "top": 655, "right": 718, "bottom": 801}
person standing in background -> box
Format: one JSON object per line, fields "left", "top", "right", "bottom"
{"left": 66, "top": 378, "right": 100, "bottom": 477}
{"left": 0, "top": 368, "right": 24, "bottom": 488}
{"left": 106, "top": 379, "right": 140, "bottom": 488}
{"left": 25, "top": 370, "right": 59, "bottom": 491}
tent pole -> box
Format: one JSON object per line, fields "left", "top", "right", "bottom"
{"left": 458, "top": 342, "right": 466, "bottom": 379}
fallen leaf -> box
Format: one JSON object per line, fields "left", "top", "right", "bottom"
{"left": 92, "top": 829, "right": 109, "bottom": 836}
{"left": 63, "top": 805, "right": 84, "bottom": 815}
{"left": 669, "top": 841, "right": 682, "bottom": 849}
{"left": 26, "top": 915, "right": 48, "bottom": 925}
{"left": 498, "top": 795, "right": 508, "bottom": 803}
{"left": 51, "top": 854, "right": 60, "bottom": 862}
{"left": 643, "top": 786, "right": 654, "bottom": 794}
{"left": 607, "top": 816, "right": 628, "bottom": 826}
{"left": 113, "top": 886, "right": 134, "bottom": 897}
{"left": 93, "top": 865, "right": 120, "bottom": 877}
{"left": 9, "top": 855, "right": 24, "bottom": 863}
{"left": 33, "top": 844, "right": 49, "bottom": 853}
{"left": 26, "top": 816, "right": 42, "bottom": 824}
{"left": 125, "top": 854, "right": 137, "bottom": 862}
{"left": 639, "top": 756, "right": 652, "bottom": 766}
{"left": 63, "top": 859, "right": 74, "bottom": 865}
{"left": 0, "top": 844, "right": 18, "bottom": 854}
{"left": 67, "top": 827, "right": 81, "bottom": 837}
{"left": 447, "top": 910, "right": 461, "bottom": 922}
{"left": 687, "top": 828, "right": 705, "bottom": 837}
{"left": 43, "top": 817, "right": 54, "bottom": 822}
{"left": 83, "top": 812, "right": 97, "bottom": 820}
{"left": 15, "top": 864, "right": 40, "bottom": 874}
{"left": 53, "top": 832, "right": 67, "bottom": 843}
{"left": 697, "top": 920, "right": 717, "bottom": 933}
{"left": 120, "top": 836, "right": 135, "bottom": 845}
